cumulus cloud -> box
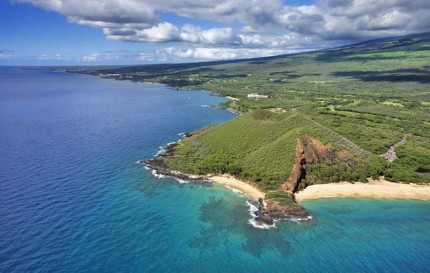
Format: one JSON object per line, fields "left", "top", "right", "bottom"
{"left": 15, "top": 0, "right": 430, "bottom": 61}
{"left": 17, "top": 0, "right": 156, "bottom": 28}
{"left": 308, "top": 0, "right": 430, "bottom": 39}
{"left": 151, "top": 47, "right": 300, "bottom": 61}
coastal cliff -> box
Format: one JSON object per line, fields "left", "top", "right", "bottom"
{"left": 286, "top": 136, "right": 329, "bottom": 192}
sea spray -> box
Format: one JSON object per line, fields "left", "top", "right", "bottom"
{"left": 154, "top": 141, "right": 177, "bottom": 156}
{"left": 246, "top": 201, "right": 276, "bottom": 229}
{"left": 224, "top": 186, "right": 244, "bottom": 195}
{"left": 151, "top": 169, "right": 166, "bottom": 179}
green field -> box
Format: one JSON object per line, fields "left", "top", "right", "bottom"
{"left": 73, "top": 32, "right": 430, "bottom": 202}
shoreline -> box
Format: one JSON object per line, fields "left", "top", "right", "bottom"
{"left": 208, "top": 175, "right": 265, "bottom": 200}
{"left": 295, "top": 178, "right": 430, "bottom": 202}
{"left": 142, "top": 157, "right": 310, "bottom": 224}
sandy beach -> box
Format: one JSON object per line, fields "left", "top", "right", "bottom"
{"left": 226, "top": 96, "right": 239, "bottom": 101}
{"left": 295, "top": 178, "right": 430, "bottom": 202}
{"left": 208, "top": 175, "right": 265, "bottom": 200}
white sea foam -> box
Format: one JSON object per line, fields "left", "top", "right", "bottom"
{"left": 173, "top": 177, "right": 190, "bottom": 184}
{"left": 154, "top": 146, "right": 166, "bottom": 156}
{"left": 248, "top": 219, "right": 271, "bottom": 229}
{"left": 154, "top": 141, "right": 177, "bottom": 156}
{"left": 225, "top": 186, "right": 243, "bottom": 195}
{"left": 176, "top": 133, "right": 187, "bottom": 141}
{"left": 151, "top": 169, "right": 165, "bottom": 179}
{"left": 246, "top": 200, "right": 259, "bottom": 213}
{"left": 289, "top": 215, "right": 314, "bottom": 223}
{"left": 227, "top": 108, "right": 240, "bottom": 115}
{"left": 246, "top": 201, "right": 276, "bottom": 229}
{"left": 245, "top": 201, "right": 276, "bottom": 229}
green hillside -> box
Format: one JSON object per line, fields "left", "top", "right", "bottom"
{"left": 163, "top": 110, "right": 385, "bottom": 194}
{"left": 74, "top": 32, "right": 430, "bottom": 185}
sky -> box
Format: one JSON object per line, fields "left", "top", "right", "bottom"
{"left": 0, "top": 0, "right": 429, "bottom": 65}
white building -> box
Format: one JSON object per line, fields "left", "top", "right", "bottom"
{"left": 247, "top": 93, "right": 269, "bottom": 99}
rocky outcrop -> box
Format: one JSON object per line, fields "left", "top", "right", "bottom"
{"left": 142, "top": 158, "right": 206, "bottom": 182}
{"left": 144, "top": 155, "right": 312, "bottom": 225}
{"left": 141, "top": 133, "right": 312, "bottom": 226}
{"left": 139, "top": 133, "right": 206, "bottom": 182}
{"left": 254, "top": 198, "right": 311, "bottom": 225}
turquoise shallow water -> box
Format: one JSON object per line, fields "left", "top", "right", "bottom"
{"left": 0, "top": 67, "right": 429, "bottom": 273}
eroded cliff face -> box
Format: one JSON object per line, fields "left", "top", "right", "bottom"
{"left": 285, "top": 136, "right": 331, "bottom": 192}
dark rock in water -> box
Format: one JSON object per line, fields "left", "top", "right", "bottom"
{"left": 253, "top": 198, "right": 311, "bottom": 225}
{"left": 267, "top": 206, "right": 311, "bottom": 221}
{"left": 143, "top": 158, "right": 206, "bottom": 182}
{"left": 258, "top": 198, "right": 265, "bottom": 209}
{"left": 255, "top": 211, "right": 274, "bottom": 225}
{"left": 253, "top": 206, "right": 311, "bottom": 225}
{"left": 161, "top": 142, "right": 178, "bottom": 157}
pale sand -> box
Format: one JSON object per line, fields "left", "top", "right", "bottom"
{"left": 295, "top": 178, "right": 430, "bottom": 202}
{"left": 208, "top": 175, "right": 265, "bottom": 200}
{"left": 226, "top": 96, "right": 239, "bottom": 101}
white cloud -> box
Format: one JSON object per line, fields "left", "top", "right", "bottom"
{"left": 152, "top": 47, "right": 301, "bottom": 61}
{"left": 15, "top": 0, "right": 430, "bottom": 62}
{"left": 82, "top": 54, "right": 99, "bottom": 62}
{"left": 18, "top": 0, "right": 156, "bottom": 28}
{"left": 104, "top": 22, "right": 181, "bottom": 42}
{"left": 81, "top": 53, "right": 119, "bottom": 62}
{"left": 19, "top": 0, "right": 428, "bottom": 42}
{"left": 38, "top": 54, "right": 66, "bottom": 60}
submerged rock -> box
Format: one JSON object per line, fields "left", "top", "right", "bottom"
{"left": 255, "top": 211, "right": 274, "bottom": 225}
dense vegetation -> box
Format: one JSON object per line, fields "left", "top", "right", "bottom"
{"left": 72, "top": 32, "right": 430, "bottom": 193}
{"left": 164, "top": 110, "right": 386, "bottom": 190}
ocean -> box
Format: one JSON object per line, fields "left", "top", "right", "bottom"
{"left": 0, "top": 67, "right": 429, "bottom": 273}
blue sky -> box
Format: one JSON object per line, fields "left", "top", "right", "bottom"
{"left": 0, "top": 0, "right": 428, "bottom": 65}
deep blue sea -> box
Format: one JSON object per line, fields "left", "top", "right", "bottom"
{"left": 1, "top": 67, "right": 429, "bottom": 273}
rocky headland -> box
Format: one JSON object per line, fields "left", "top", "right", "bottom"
{"left": 140, "top": 136, "right": 312, "bottom": 226}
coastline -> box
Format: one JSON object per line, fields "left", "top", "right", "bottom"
{"left": 208, "top": 175, "right": 265, "bottom": 200}
{"left": 295, "top": 178, "right": 430, "bottom": 202}
{"left": 90, "top": 71, "right": 429, "bottom": 223}
{"left": 143, "top": 156, "right": 311, "bottom": 224}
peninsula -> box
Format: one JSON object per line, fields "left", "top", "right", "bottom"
{"left": 67, "top": 32, "right": 430, "bottom": 225}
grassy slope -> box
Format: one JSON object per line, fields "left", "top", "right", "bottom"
{"left": 79, "top": 32, "right": 430, "bottom": 184}
{"left": 164, "top": 110, "right": 385, "bottom": 194}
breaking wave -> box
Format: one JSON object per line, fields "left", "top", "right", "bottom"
{"left": 245, "top": 201, "right": 275, "bottom": 229}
